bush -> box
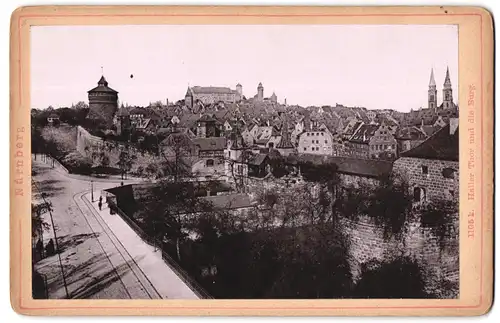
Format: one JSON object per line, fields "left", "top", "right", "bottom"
{"left": 352, "top": 256, "right": 431, "bottom": 298}
{"left": 62, "top": 152, "right": 92, "bottom": 174}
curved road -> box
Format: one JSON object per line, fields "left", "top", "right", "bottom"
{"left": 32, "top": 160, "right": 159, "bottom": 299}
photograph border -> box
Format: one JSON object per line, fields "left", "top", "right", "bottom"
{"left": 10, "top": 5, "right": 494, "bottom": 316}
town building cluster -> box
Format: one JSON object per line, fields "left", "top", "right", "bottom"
{"left": 77, "top": 67, "right": 460, "bottom": 208}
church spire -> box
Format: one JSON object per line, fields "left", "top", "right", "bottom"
{"left": 444, "top": 66, "right": 451, "bottom": 86}
{"left": 442, "top": 66, "right": 453, "bottom": 108}
{"left": 276, "top": 113, "right": 294, "bottom": 151}
{"left": 429, "top": 68, "right": 436, "bottom": 87}
{"left": 428, "top": 68, "right": 437, "bottom": 111}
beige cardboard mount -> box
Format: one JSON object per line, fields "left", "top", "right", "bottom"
{"left": 10, "top": 5, "right": 494, "bottom": 316}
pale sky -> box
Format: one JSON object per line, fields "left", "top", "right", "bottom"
{"left": 31, "top": 24, "right": 458, "bottom": 112}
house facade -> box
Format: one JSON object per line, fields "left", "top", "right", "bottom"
{"left": 185, "top": 85, "right": 242, "bottom": 108}
{"left": 393, "top": 119, "right": 459, "bottom": 204}
{"left": 297, "top": 130, "right": 334, "bottom": 155}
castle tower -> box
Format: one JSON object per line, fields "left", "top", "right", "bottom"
{"left": 428, "top": 68, "right": 437, "bottom": 111}
{"left": 116, "top": 107, "right": 130, "bottom": 137}
{"left": 185, "top": 86, "right": 194, "bottom": 109}
{"left": 257, "top": 82, "right": 264, "bottom": 101}
{"left": 87, "top": 75, "right": 119, "bottom": 126}
{"left": 270, "top": 91, "right": 277, "bottom": 104}
{"left": 236, "top": 83, "right": 243, "bottom": 99}
{"left": 442, "top": 67, "right": 453, "bottom": 109}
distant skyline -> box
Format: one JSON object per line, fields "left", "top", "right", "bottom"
{"left": 31, "top": 24, "right": 458, "bottom": 112}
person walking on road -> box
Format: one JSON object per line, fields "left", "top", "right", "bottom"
{"left": 98, "top": 200, "right": 102, "bottom": 211}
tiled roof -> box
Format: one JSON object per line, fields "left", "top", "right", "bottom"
{"left": 192, "top": 137, "right": 226, "bottom": 151}
{"left": 247, "top": 153, "right": 269, "bottom": 166}
{"left": 189, "top": 86, "right": 237, "bottom": 95}
{"left": 401, "top": 124, "right": 458, "bottom": 161}
{"left": 395, "top": 126, "right": 427, "bottom": 140}
{"left": 349, "top": 124, "right": 379, "bottom": 143}
{"left": 179, "top": 114, "right": 200, "bottom": 128}
{"left": 198, "top": 114, "right": 218, "bottom": 122}
{"left": 420, "top": 125, "right": 440, "bottom": 137}
{"left": 88, "top": 76, "right": 118, "bottom": 94}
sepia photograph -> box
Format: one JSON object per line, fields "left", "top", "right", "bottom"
{"left": 28, "top": 23, "right": 462, "bottom": 301}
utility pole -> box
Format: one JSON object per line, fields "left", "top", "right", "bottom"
{"left": 91, "top": 180, "right": 94, "bottom": 202}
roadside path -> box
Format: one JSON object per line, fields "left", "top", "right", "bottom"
{"left": 83, "top": 192, "right": 199, "bottom": 299}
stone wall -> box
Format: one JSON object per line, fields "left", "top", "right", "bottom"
{"left": 76, "top": 126, "right": 226, "bottom": 177}
{"left": 393, "top": 156, "right": 459, "bottom": 202}
{"left": 340, "top": 214, "right": 459, "bottom": 298}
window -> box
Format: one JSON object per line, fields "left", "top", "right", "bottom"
{"left": 383, "top": 144, "right": 388, "bottom": 149}
{"left": 307, "top": 133, "right": 310, "bottom": 136}
{"left": 421, "top": 165, "right": 429, "bottom": 174}
{"left": 321, "top": 133, "right": 324, "bottom": 136}
{"left": 392, "top": 144, "right": 396, "bottom": 149}
{"left": 442, "top": 168, "right": 456, "bottom": 179}
{"left": 304, "top": 147, "right": 307, "bottom": 151}
{"left": 325, "top": 140, "right": 328, "bottom": 144}
{"left": 413, "top": 187, "right": 426, "bottom": 202}
{"left": 237, "top": 165, "right": 244, "bottom": 174}
{"left": 206, "top": 159, "right": 214, "bottom": 167}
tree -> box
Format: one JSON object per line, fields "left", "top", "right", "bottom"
{"left": 299, "top": 161, "right": 341, "bottom": 227}
{"left": 73, "top": 101, "right": 89, "bottom": 110}
{"left": 160, "top": 132, "right": 194, "bottom": 182}
{"left": 31, "top": 125, "right": 45, "bottom": 159}
{"left": 117, "top": 149, "right": 136, "bottom": 179}
{"left": 99, "top": 152, "right": 110, "bottom": 168}
{"left": 138, "top": 181, "right": 215, "bottom": 261}
{"left": 145, "top": 163, "right": 160, "bottom": 180}
{"left": 62, "top": 152, "right": 92, "bottom": 174}
{"left": 366, "top": 174, "right": 413, "bottom": 242}
{"left": 31, "top": 202, "right": 51, "bottom": 238}
{"left": 268, "top": 156, "right": 290, "bottom": 178}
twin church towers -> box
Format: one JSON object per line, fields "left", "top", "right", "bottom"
{"left": 428, "top": 67, "right": 454, "bottom": 111}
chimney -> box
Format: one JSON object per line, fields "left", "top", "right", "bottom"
{"left": 449, "top": 118, "right": 459, "bottom": 135}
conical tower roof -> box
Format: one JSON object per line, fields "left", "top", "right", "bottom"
{"left": 98, "top": 75, "right": 108, "bottom": 86}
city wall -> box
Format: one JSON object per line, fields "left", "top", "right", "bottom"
{"left": 340, "top": 215, "right": 459, "bottom": 298}
{"left": 76, "top": 126, "right": 162, "bottom": 172}
{"left": 393, "top": 156, "right": 459, "bottom": 201}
